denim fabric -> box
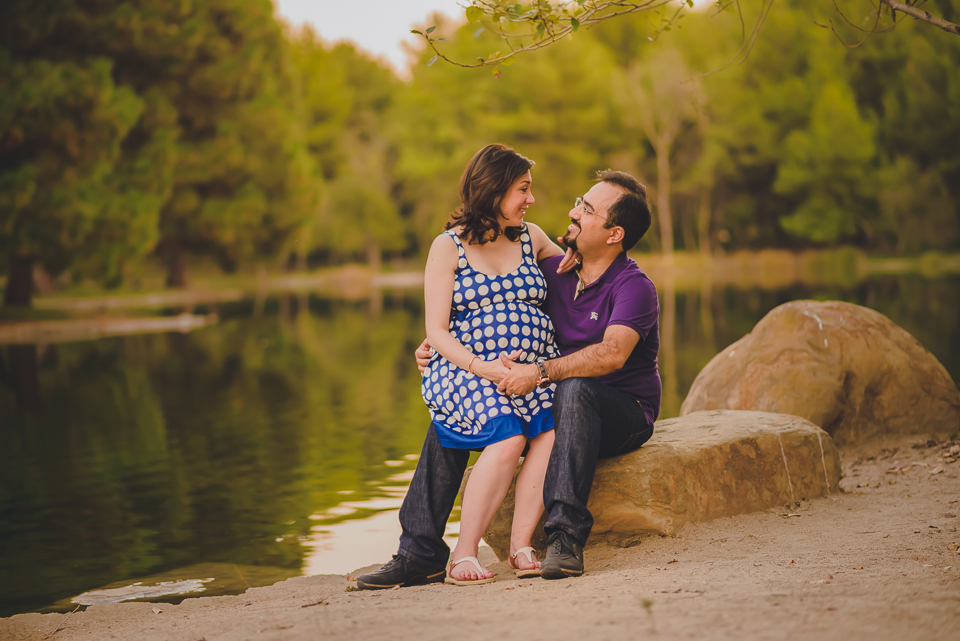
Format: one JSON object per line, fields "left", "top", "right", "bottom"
{"left": 543, "top": 377, "right": 655, "bottom": 546}
{"left": 397, "top": 423, "right": 469, "bottom": 569}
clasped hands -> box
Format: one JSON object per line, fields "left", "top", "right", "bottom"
{"left": 415, "top": 341, "right": 540, "bottom": 396}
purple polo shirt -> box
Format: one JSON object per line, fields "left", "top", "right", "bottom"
{"left": 540, "top": 252, "right": 661, "bottom": 421}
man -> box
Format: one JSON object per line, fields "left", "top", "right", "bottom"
{"left": 357, "top": 170, "right": 660, "bottom": 588}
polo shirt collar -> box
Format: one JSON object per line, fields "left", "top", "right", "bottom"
{"left": 574, "top": 252, "right": 631, "bottom": 299}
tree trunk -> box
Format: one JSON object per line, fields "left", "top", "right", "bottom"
{"left": 698, "top": 183, "right": 712, "bottom": 258}
{"left": 655, "top": 137, "right": 674, "bottom": 258}
{"left": 166, "top": 251, "right": 190, "bottom": 289}
{"left": 366, "top": 238, "right": 382, "bottom": 274}
{"left": 659, "top": 279, "right": 677, "bottom": 416}
{"left": 4, "top": 255, "right": 35, "bottom": 308}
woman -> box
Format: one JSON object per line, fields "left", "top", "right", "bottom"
{"left": 421, "top": 143, "right": 566, "bottom": 585}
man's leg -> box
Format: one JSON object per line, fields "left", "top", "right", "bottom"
{"left": 358, "top": 423, "right": 469, "bottom": 589}
{"left": 540, "top": 378, "right": 654, "bottom": 578}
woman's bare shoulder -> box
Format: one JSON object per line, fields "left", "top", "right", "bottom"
{"left": 525, "top": 222, "right": 563, "bottom": 258}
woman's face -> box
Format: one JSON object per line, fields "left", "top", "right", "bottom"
{"left": 498, "top": 171, "right": 534, "bottom": 229}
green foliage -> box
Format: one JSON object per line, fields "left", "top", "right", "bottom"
{"left": 4, "top": 0, "right": 960, "bottom": 302}
{"left": 0, "top": 5, "right": 177, "bottom": 287}
{"left": 776, "top": 83, "right": 878, "bottom": 242}
{"left": 153, "top": 0, "right": 319, "bottom": 280}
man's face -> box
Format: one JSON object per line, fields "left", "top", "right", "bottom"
{"left": 562, "top": 181, "right": 623, "bottom": 254}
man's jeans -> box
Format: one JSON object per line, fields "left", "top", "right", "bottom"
{"left": 543, "top": 377, "right": 655, "bottom": 545}
{"left": 397, "top": 377, "right": 655, "bottom": 568}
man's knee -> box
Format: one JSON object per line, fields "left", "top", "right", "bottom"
{"left": 555, "top": 378, "right": 595, "bottom": 409}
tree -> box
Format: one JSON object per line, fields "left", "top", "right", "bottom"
{"left": 289, "top": 37, "right": 406, "bottom": 270}
{"left": 152, "top": 0, "right": 318, "bottom": 287}
{"left": 616, "top": 47, "right": 699, "bottom": 256}
{"left": 0, "top": 2, "right": 180, "bottom": 306}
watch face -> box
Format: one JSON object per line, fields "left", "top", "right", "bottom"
{"left": 537, "top": 379, "right": 551, "bottom": 389}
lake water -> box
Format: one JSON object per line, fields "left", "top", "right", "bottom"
{"left": 1, "top": 272, "right": 958, "bottom": 616}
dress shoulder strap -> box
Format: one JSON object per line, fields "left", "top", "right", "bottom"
{"left": 443, "top": 229, "right": 466, "bottom": 258}
{"left": 519, "top": 225, "right": 537, "bottom": 264}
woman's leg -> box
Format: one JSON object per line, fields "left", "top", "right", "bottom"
{"left": 450, "top": 434, "right": 526, "bottom": 581}
{"left": 509, "top": 428, "right": 555, "bottom": 570}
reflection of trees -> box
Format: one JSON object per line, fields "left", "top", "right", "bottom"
{"left": 0, "top": 295, "right": 429, "bottom": 616}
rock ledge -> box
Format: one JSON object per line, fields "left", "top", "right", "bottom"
{"left": 478, "top": 410, "right": 841, "bottom": 560}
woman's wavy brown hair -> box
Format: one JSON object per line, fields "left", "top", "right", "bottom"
{"left": 445, "top": 143, "right": 535, "bottom": 245}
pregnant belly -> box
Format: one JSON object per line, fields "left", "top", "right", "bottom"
{"left": 452, "top": 300, "right": 554, "bottom": 362}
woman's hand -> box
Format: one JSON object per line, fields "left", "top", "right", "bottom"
{"left": 415, "top": 339, "right": 433, "bottom": 373}
{"left": 472, "top": 357, "right": 511, "bottom": 384}
{"left": 555, "top": 241, "right": 582, "bottom": 274}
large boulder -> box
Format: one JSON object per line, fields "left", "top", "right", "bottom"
{"left": 680, "top": 300, "right": 960, "bottom": 445}
{"left": 474, "top": 410, "right": 840, "bottom": 560}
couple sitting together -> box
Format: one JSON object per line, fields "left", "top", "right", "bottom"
{"left": 357, "top": 143, "right": 662, "bottom": 588}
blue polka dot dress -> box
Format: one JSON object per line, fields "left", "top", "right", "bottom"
{"left": 422, "top": 228, "right": 558, "bottom": 449}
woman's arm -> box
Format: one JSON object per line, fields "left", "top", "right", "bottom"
{"left": 424, "top": 235, "right": 508, "bottom": 384}
{"left": 526, "top": 222, "right": 564, "bottom": 262}
{"left": 527, "top": 222, "right": 581, "bottom": 273}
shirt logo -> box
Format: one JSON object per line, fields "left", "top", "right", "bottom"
{"left": 590, "top": 312, "right": 599, "bottom": 320}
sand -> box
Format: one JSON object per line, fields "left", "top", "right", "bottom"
{"left": 3, "top": 432, "right": 958, "bottom": 641}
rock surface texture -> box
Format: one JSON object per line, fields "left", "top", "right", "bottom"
{"left": 476, "top": 410, "right": 840, "bottom": 560}
{"left": 680, "top": 300, "right": 960, "bottom": 445}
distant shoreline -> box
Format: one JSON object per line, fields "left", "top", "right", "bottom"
{"left": 6, "top": 249, "right": 959, "bottom": 315}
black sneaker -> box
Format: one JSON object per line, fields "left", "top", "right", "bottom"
{"left": 540, "top": 531, "right": 584, "bottom": 580}
{"left": 356, "top": 555, "right": 446, "bottom": 590}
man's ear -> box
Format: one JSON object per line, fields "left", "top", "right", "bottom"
{"left": 606, "top": 226, "right": 625, "bottom": 245}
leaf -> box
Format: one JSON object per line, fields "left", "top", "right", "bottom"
{"left": 436, "top": 38, "right": 447, "bottom": 42}
{"left": 425, "top": 25, "right": 436, "bottom": 34}
{"left": 487, "top": 51, "right": 501, "bottom": 60}
{"left": 466, "top": 6, "right": 483, "bottom": 22}
{"left": 501, "top": 56, "right": 514, "bottom": 67}
{"left": 427, "top": 55, "right": 439, "bottom": 67}
{"left": 493, "top": 66, "right": 502, "bottom": 78}
{"left": 410, "top": 29, "right": 422, "bottom": 35}
{"left": 536, "top": 23, "right": 545, "bottom": 38}
{"left": 571, "top": 17, "right": 580, "bottom": 31}
{"left": 474, "top": 26, "right": 485, "bottom": 38}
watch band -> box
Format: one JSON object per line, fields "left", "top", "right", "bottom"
{"left": 535, "top": 360, "right": 551, "bottom": 389}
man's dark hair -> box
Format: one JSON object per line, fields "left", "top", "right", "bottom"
{"left": 445, "top": 143, "right": 535, "bottom": 245}
{"left": 597, "top": 169, "right": 651, "bottom": 251}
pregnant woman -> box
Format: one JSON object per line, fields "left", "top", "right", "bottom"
{"left": 422, "top": 143, "right": 566, "bottom": 585}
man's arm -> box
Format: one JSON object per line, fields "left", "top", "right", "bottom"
{"left": 497, "top": 325, "right": 640, "bottom": 396}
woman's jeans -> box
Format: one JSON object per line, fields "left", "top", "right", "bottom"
{"left": 397, "top": 377, "right": 656, "bottom": 568}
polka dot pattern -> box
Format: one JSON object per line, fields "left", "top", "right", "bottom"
{"left": 422, "top": 229, "right": 559, "bottom": 440}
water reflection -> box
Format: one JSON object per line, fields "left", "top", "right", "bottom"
{"left": 0, "top": 273, "right": 957, "bottom": 617}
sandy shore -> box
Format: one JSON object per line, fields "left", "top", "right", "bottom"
{"left": 3, "top": 432, "right": 958, "bottom": 641}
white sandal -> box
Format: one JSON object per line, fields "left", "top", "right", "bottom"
{"left": 445, "top": 556, "right": 495, "bottom": 586}
{"left": 510, "top": 547, "right": 541, "bottom": 578}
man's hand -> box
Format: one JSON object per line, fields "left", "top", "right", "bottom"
{"left": 415, "top": 339, "right": 433, "bottom": 373}
{"left": 496, "top": 354, "right": 539, "bottom": 396}
{"left": 555, "top": 239, "right": 582, "bottom": 274}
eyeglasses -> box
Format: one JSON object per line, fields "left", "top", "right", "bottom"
{"left": 574, "top": 196, "right": 606, "bottom": 220}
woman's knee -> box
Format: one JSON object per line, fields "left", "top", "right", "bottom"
{"left": 484, "top": 434, "right": 526, "bottom": 466}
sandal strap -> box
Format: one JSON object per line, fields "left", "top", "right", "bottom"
{"left": 449, "top": 556, "right": 486, "bottom": 576}
{"left": 511, "top": 547, "right": 537, "bottom": 563}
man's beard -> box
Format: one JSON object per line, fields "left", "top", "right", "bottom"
{"left": 561, "top": 223, "right": 580, "bottom": 251}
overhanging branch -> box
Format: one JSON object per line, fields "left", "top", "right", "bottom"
{"left": 878, "top": 0, "right": 960, "bottom": 35}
